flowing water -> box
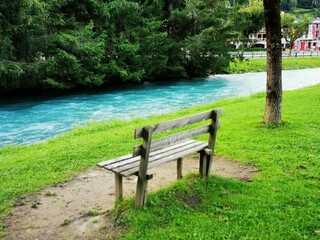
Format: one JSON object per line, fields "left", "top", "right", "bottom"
{"left": 1, "top": 68, "right": 320, "bottom": 148}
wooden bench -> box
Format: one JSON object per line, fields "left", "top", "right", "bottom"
{"left": 97, "top": 108, "right": 222, "bottom": 207}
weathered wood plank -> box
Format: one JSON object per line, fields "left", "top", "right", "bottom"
{"left": 199, "top": 151, "right": 206, "bottom": 178}
{"left": 150, "top": 125, "right": 210, "bottom": 151}
{"left": 149, "top": 142, "right": 206, "bottom": 166}
{"left": 104, "top": 141, "right": 194, "bottom": 171}
{"left": 102, "top": 156, "right": 140, "bottom": 172}
{"left": 114, "top": 140, "right": 205, "bottom": 175}
{"left": 115, "top": 173, "right": 123, "bottom": 200}
{"left": 109, "top": 140, "right": 198, "bottom": 175}
{"left": 149, "top": 140, "right": 195, "bottom": 157}
{"left": 206, "top": 108, "right": 223, "bottom": 176}
{"left": 205, "top": 154, "right": 211, "bottom": 177}
{"left": 97, "top": 154, "right": 133, "bottom": 167}
{"left": 133, "top": 137, "right": 202, "bottom": 158}
{"left": 177, "top": 158, "right": 183, "bottom": 179}
{"left": 100, "top": 141, "right": 202, "bottom": 172}
{"left": 146, "top": 143, "right": 207, "bottom": 170}
{"left": 133, "top": 139, "right": 194, "bottom": 158}
{"left": 121, "top": 141, "right": 207, "bottom": 176}
{"left": 134, "top": 109, "right": 214, "bottom": 139}
{"left": 135, "top": 127, "right": 153, "bottom": 207}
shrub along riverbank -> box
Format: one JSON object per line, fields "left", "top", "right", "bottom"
{"left": 1, "top": 57, "right": 320, "bottom": 97}
{"left": 0, "top": 84, "right": 319, "bottom": 238}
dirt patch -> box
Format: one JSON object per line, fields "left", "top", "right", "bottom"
{"left": 4, "top": 156, "right": 258, "bottom": 240}
{"left": 178, "top": 192, "right": 202, "bottom": 209}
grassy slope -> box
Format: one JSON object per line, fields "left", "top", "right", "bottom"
{"left": 115, "top": 85, "right": 320, "bottom": 239}
{"left": 228, "top": 57, "right": 320, "bottom": 73}
{"left": 1, "top": 85, "right": 319, "bottom": 238}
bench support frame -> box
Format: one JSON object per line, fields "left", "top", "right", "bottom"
{"left": 98, "top": 108, "right": 222, "bottom": 208}
{"left": 115, "top": 173, "right": 123, "bottom": 200}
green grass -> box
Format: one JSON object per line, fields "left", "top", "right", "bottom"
{"left": 1, "top": 84, "right": 320, "bottom": 239}
{"left": 228, "top": 57, "right": 320, "bottom": 73}
{"left": 242, "top": 48, "right": 266, "bottom": 52}
{"left": 112, "top": 85, "right": 320, "bottom": 239}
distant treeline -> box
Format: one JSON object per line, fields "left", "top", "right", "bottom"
{"left": 0, "top": 0, "right": 266, "bottom": 94}
{"left": 281, "top": 0, "right": 320, "bottom": 11}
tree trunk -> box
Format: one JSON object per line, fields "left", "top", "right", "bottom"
{"left": 263, "top": 0, "right": 282, "bottom": 124}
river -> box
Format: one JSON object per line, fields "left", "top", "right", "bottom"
{"left": 1, "top": 68, "right": 320, "bottom": 148}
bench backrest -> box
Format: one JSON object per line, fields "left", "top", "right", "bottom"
{"left": 132, "top": 108, "right": 222, "bottom": 157}
{"left": 133, "top": 108, "right": 222, "bottom": 207}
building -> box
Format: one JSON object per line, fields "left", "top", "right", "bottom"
{"left": 248, "top": 28, "right": 288, "bottom": 49}
{"left": 293, "top": 18, "right": 320, "bottom": 51}
{"left": 247, "top": 18, "right": 320, "bottom": 51}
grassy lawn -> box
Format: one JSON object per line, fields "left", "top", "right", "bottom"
{"left": 111, "top": 85, "right": 320, "bottom": 239}
{"left": 228, "top": 57, "right": 320, "bottom": 73}
{"left": 1, "top": 84, "right": 319, "bottom": 238}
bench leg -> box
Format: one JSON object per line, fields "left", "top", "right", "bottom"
{"left": 199, "top": 151, "right": 207, "bottom": 178}
{"left": 115, "top": 173, "right": 123, "bottom": 200}
{"left": 206, "top": 154, "right": 213, "bottom": 177}
{"left": 135, "top": 174, "right": 154, "bottom": 207}
{"left": 135, "top": 176, "right": 147, "bottom": 207}
{"left": 200, "top": 151, "right": 213, "bottom": 178}
{"left": 143, "top": 180, "right": 149, "bottom": 206}
{"left": 177, "top": 158, "right": 183, "bottom": 179}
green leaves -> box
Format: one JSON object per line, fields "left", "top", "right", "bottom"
{"left": 45, "top": 21, "right": 106, "bottom": 87}
{"left": 0, "top": 60, "right": 24, "bottom": 89}
{"left": 0, "top": 0, "right": 242, "bottom": 93}
{"left": 281, "top": 12, "right": 312, "bottom": 52}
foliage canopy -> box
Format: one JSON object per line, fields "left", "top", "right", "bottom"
{"left": 0, "top": 0, "right": 247, "bottom": 94}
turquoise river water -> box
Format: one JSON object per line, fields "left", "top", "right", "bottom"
{"left": 0, "top": 68, "right": 319, "bottom": 148}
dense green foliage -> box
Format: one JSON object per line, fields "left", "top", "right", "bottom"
{"left": 1, "top": 0, "right": 318, "bottom": 94}
{"left": 232, "top": 0, "right": 319, "bottom": 12}
{"left": 0, "top": 84, "right": 319, "bottom": 238}
{"left": 282, "top": 0, "right": 320, "bottom": 11}
{"left": 297, "top": 0, "right": 320, "bottom": 9}
{"left": 239, "top": 0, "right": 264, "bottom": 37}
{"left": 0, "top": 0, "right": 246, "bottom": 93}
{"left": 294, "top": 7, "right": 320, "bottom": 18}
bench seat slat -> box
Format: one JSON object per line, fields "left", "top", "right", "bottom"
{"left": 147, "top": 143, "right": 207, "bottom": 171}
{"left": 100, "top": 140, "right": 194, "bottom": 171}
{"left": 97, "top": 154, "right": 134, "bottom": 167}
{"left": 100, "top": 156, "right": 140, "bottom": 172}
{"left": 119, "top": 140, "right": 207, "bottom": 177}
{"left": 111, "top": 140, "right": 203, "bottom": 174}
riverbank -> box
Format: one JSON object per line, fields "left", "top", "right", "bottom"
{"left": 1, "top": 84, "right": 319, "bottom": 239}
{"left": 228, "top": 57, "right": 320, "bottom": 73}
{"left": 1, "top": 57, "right": 320, "bottom": 99}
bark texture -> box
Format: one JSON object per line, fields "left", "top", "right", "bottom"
{"left": 263, "top": 0, "right": 282, "bottom": 124}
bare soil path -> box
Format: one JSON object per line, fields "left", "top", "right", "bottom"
{"left": 4, "top": 156, "right": 258, "bottom": 240}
